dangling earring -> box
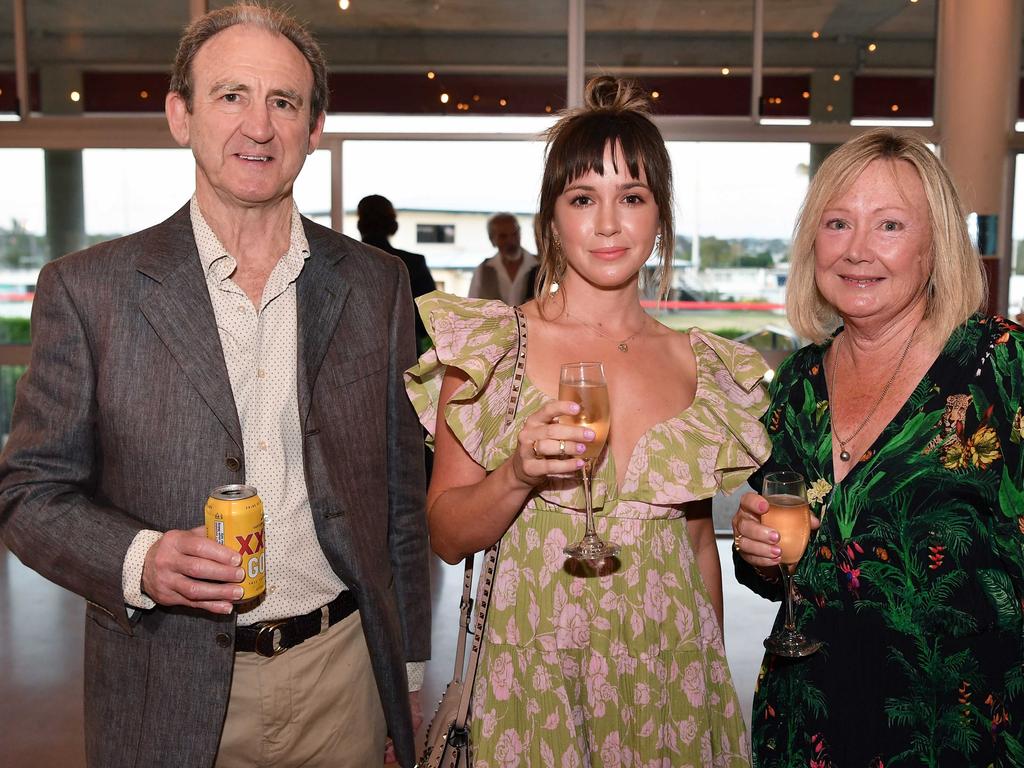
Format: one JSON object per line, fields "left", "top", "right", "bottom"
{"left": 654, "top": 233, "right": 662, "bottom": 252}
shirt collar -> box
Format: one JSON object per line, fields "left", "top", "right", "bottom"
{"left": 190, "top": 196, "right": 310, "bottom": 280}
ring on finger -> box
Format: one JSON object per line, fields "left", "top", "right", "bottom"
{"left": 733, "top": 531, "right": 744, "bottom": 552}
{"left": 532, "top": 440, "right": 543, "bottom": 460}
{"left": 558, "top": 439, "right": 567, "bottom": 460}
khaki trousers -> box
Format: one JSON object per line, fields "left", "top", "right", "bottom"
{"left": 215, "top": 611, "right": 387, "bottom": 768}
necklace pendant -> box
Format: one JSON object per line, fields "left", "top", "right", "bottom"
{"left": 618, "top": 342, "right": 628, "bottom": 353}
{"left": 840, "top": 449, "right": 851, "bottom": 462}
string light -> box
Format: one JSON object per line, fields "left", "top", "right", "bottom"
{"left": 651, "top": 90, "right": 660, "bottom": 99}
{"left": 440, "top": 92, "right": 449, "bottom": 104}
{"left": 721, "top": 67, "right": 730, "bottom": 75}
{"left": 338, "top": 0, "right": 350, "bottom": 9}
{"left": 426, "top": 71, "right": 435, "bottom": 80}
{"left": 802, "top": 91, "right": 810, "bottom": 99}
{"left": 139, "top": 90, "right": 149, "bottom": 99}
{"left": 891, "top": 103, "right": 900, "bottom": 112}
{"left": 70, "top": 90, "right": 81, "bottom": 102}
{"left": 811, "top": 31, "right": 820, "bottom": 39}
{"left": 499, "top": 98, "right": 508, "bottom": 107}
{"left": 833, "top": 73, "right": 841, "bottom": 82}
{"left": 867, "top": 43, "right": 877, "bottom": 52}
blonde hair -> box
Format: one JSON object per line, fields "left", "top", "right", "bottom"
{"left": 534, "top": 76, "right": 674, "bottom": 305}
{"left": 787, "top": 128, "right": 986, "bottom": 344}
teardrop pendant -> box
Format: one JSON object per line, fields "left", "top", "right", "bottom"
{"left": 840, "top": 449, "right": 851, "bottom": 462}
{"left": 618, "top": 342, "right": 628, "bottom": 353}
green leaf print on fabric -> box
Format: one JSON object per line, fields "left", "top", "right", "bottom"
{"left": 736, "top": 315, "right": 1024, "bottom": 768}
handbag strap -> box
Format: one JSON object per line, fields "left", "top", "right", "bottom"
{"left": 450, "top": 304, "right": 528, "bottom": 728}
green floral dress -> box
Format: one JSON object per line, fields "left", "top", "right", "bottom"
{"left": 407, "top": 292, "right": 771, "bottom": 767}
{"left": 735, "top": 315, "right": 1024, "bottom": 768}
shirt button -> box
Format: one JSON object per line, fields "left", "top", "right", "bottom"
{"left": 258, "top": 440, "right": 268, "bottom": 450}
{"left": 215, "top": 633, "right": 231, "bottom": 648}
{"left": 257, "top": 369, "right": 267, "bottom": 379}
{"left": 237, "top": 305, "right": 246, "bottom": 313}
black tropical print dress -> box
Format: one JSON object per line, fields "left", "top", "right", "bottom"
{"left": 735, "top": 314, "right": 1024, "bottom": 767}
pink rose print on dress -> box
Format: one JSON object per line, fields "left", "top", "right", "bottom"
{"left": 490, "top": 651, "right": 515, "bottom": 701}
{"left": 481, "top": 708, "right": 497, "bottom": 738}
{"left": 556, "top": 602, "right": 591, "bottom": 648}
{"left": 532, "top": 664, "right": 552, "bottom": 692}
{"left": 680, "top": 714, "right": 698, "bottom": 745}
{"left": 543, "top": 710, "right": 560, "bottom": 730}
{"left": 635, "top": 682, "right": 651, "bottom": 706}
{"left": 644, "top": 569, "right": 671, "bottom": 622}
{"left": 525, "top": 527, "right": 540, "bottom": 552}
{"left": 540, "top": 528, "right": 569, "bottom": 588}
{"left": 493, "top": 729, "right": 524, "bottom": 768}
{"left": 493, "top": 560, "right": 520, "bottom": 611}
{"left": 682, "top": 659, "right": 706, "bottom": 706}
{"left": 599, "top": 731, "right": 625, "bottom": 768}
{"left": 585, "top": 653, "right": 615, "bottom": 718}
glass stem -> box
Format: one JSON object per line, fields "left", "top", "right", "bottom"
{"left": 780, "top": 565, "right": 796, "bottom": 632}
{"left": 582, "top": 459, "right": 596, "bottom": 539}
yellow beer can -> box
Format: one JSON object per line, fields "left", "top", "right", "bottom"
{"left": 205, "top": 484, "right": 266, "bottom": 604}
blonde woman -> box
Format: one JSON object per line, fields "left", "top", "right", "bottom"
{"left": 733, "top": 129, "right": 1024, "bottom": 765}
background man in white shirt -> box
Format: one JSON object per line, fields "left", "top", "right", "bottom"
{"left": 468, "top": 211, "right": 538, "bottom": 305}
{"left": 0, "top": 5, "right": 429, "bottom": 767}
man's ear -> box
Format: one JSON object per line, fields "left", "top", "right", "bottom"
{"left": 165, "top": 91, "right": 191, "bottom": 147}
{"left": 307, "top": 111, "right": 326, "bottom": 155}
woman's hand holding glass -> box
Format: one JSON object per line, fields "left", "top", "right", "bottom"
{"left": 732, "top": 491, "right": 821, "bottom": 570}
{"left": 512, "top": 399, "right": 591, "bottom": 487}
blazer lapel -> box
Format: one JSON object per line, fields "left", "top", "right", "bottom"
{"left": 136, "top": 205, "right": 243, "bottom": 450}
{"left": 297, "top": 219, "right": 350, "bottom": 425}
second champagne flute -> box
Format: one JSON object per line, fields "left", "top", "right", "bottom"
{"left": 559, "top": 361, "right": 618, "bottom": 563}
{"left": 761, "top": 471, "right": 821, "bottom": 657}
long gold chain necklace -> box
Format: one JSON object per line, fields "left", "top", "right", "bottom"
{"left": 828, "top": 326, "right": 917, "bottom": 462}
{"left": 566, "top": 310, "right": 649, "bottom": 353}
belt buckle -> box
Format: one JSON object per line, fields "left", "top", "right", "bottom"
{"left": 254, "top": 620, "right": 287, "bottom": 658}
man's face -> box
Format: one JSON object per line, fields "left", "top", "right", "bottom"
{"left": 165, "top": 24, "right": 324, "bottom": 211}
{"left": 490, "top": 217, "right": 521, "bottom": 258}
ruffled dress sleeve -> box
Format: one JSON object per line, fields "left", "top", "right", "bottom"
{"left": 404, "top": 290, "right": 524, "bottom": 470}
{"left": 617, "top": 329, "right": 771, "bottom": 506}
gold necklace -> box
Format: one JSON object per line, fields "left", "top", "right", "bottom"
{"left": 567, "top": 310, "right": 649, "bottom": 353}
{"left": 828, "top": 326, "right": 917, "bottom": 462}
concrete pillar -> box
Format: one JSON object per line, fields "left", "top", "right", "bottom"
{"left": 808, "top": 68, "right": 853, "bottom": 178}
{"left": 935, "top": 0, "right": 1022, "bottom": 314}
{"left": 40, "top": 65, "right": 86, "bottom": 260}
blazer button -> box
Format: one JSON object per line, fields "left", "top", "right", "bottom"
{"left": 215, "top": 632, "right": 232, "bottom": 648}
{"left": 225, "top": 457, "right": 241, "bottom": 472}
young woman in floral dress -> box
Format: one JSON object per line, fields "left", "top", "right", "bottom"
{"left": 408, "top": 77, "right": 771, "bottom": 766}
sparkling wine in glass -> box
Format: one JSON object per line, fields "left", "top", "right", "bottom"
{"left": 762, "top": 471, "right": 821, "bottom": 657}
{"left": 559, "top": 362, "right": 618, "bottom": 563}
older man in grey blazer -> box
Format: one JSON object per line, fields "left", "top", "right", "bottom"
{"left": 0, "top": 5, "right": 429, "bottom": 768}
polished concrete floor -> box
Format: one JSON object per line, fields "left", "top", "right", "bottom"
{"left": 0, "top": 535, "right": 777, "bottom": 767}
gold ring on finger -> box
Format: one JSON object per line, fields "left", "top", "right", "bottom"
{"left": 558, "top": 439, "right": 567, "bottom": 460}
{"left": 532, "top": 440, "right": 543, "bottom": 460}
{"left": 733, "top": 532, "right": 743, "bottom": 552}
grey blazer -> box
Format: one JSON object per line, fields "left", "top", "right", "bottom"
{"left": 0, "top": 204, "right": 431, "bottom": 768}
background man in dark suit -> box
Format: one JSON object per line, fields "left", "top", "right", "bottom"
{"left": 0, "top": 4, "right": 429, "bottom": 767}
{"left": 357, "top": 194, "right": 436, "bottom": 353}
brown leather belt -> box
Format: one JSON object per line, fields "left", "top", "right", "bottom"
{"left": 234, "top": 591, "right": 357, "bottom": 657}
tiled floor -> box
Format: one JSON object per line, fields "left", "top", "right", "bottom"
{"left": 0, "top": 537, "right": 778, "bottom": 766}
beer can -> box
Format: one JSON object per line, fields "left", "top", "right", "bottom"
{"left": 205, "top": 484, "right": 266, "bottom": 603}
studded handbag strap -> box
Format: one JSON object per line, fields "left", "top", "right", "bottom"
{"left": 451, "top": 305, "right": 527, "bottom": 728}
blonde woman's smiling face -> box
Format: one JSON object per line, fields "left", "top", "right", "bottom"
{"left": 814, "top": 158, "right": 933, "bottom": 328}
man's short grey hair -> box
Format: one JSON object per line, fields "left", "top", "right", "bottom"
{"left": 169, "top": 2, "right": 329, "bottom": 133}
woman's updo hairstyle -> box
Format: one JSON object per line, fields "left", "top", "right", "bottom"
{"left": 535, "top": 75, "right": 675, "bottom": 304}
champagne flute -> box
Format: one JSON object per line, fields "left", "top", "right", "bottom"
{"left": 762, "top": 471, "right": 821, "bottom": 657}
{"left": 559, "top": 362, "right": 618, "bottom": 563}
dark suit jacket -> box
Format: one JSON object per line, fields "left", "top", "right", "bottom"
{"left": 363, "top": 236, "right": 436, "bottom": 350}
{"left": 0, "top": 205, "right": 430, "bottom": 768}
